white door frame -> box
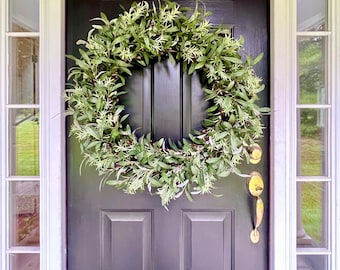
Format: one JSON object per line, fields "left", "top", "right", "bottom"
{"left": 39, "top": 0, "right": 66, "bottom": 269}
{"left": 37, "top": 0, "right": 340, "bottom": 270}
{"left": 269, "top": 0, "right": 294, "bottom": 268}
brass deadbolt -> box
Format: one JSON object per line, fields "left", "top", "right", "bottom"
{"left": 248, "top": 143, "right": 262, "bottom": 164}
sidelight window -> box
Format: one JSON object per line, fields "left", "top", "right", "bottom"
{"left": 295, "top": 0, "right": 335, "bottom": 269}
{"left": 1, "top": 0, "right": 40, "bottom": 269}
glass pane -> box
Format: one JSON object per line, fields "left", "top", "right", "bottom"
{"left": 298, "top": 36, "right": 327, "bottom": 104}
{"left": 297, "top": 0, "right": 327, "bottom": 31}
{"left": 297, "top": 255, "right": 328, "bottom": 270}
{"left": 8, "top": 108, "right": 40, "bottom": 176}
{"left": 8, "top": 0, "right": 39, "bottom": 32}
{"left": 9, "top": 37, "right": 39, "bottom": 104}
{"left": 297, "top": 182, "right": 328, "bottom": 248}
{"left": 9, "top": 181, "right": 40, "bottom": 247}
{"left": 297, "top": 108, "right": 328, "bottom": 176}
{"left": 9, "top": 253, "right": 40, "bottom": 270}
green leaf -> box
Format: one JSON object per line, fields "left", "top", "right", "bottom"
{"left": 195, "top": 61, "right": 205, "bottom": 70}
{"left": 142, "top": 52, "right": 150, "bottom": 65}
{"left": 120, "top": 114, "right": 129, "bottom": 123}
{"left": 215, "top": 131, "right": 228, "bottom": 140}
{"left": 218, "top": 170, "right": 231, "bottom": 178}
{"left": 202, "top": 118, "right": 216, "bottom": 127}
{"left": 120, "top": 67, "right": 132, "bottom": 75}
{"left": 168, "top": 53, "right": 176, "bottom": 65}
{"left": 159, "top": 162, "right": 172, "bottom": 169}
{"left": 253, "top": 52, "right": 264, "bottom": 65}
{"left": 260, "top": 107, "right": 271, "bottom": 113}
{"left": 224, "top": 56, "right": 243, "bottom": 64}
{"left": 188, "top": 133, "right": 202, "bottom": 145}
{"left": 185, "top": 186, "right": 193, "bottom": 202}
{"left": 206, "top": 104, "right": 219, "bottom": 113}
{"left": 227, "top": 81, "right": 235, "bottom": 90}
{"left": 168, "top": 138, "right": 179, "bottom": 151}
{"left": 188, "top": 63, "right": 196, "bottom": 75}
{"left": 84, "top": 126, "right": 100, "bottom": 139}
{"left": 206, "top": 157, "right": 220, "bottom": 164}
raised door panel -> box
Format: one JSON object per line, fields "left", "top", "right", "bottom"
{"left": 101, "top": 211, "right": 152, "bottom": 270}
{"left": 181, "top": 211, "right": 233, "bottom": 270}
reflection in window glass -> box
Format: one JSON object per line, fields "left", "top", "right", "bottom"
{"left": 298, "top": 36, "right": 327, "bottom": 104}
{"left": 297, "top": 255, "right": 328, "bottom": 270}
{"left": 9, "top": 37, "right": 39, "bottom": 104}
{"left": 9, "top": 253, "right": 40, "bottom": 270}
{"left": 9, "top": 182, "right": 40, "bottom": 247}
{"left": 8, "top": 0, "right": 39, "bottom": 32}
{"left": 297, "top": 0, "right": 327, "bottom": 31}
{"left": 8, "top": 109, "right": 40, "bottom": 176}
{"left": 297, "top": 109, "right": 328, "bottom": 176}
{"left": 297, "top": 182, "right": 328, "bottom": 248}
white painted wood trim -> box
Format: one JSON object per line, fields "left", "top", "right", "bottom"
{"left": 0, "top": 0, "right": 6, "bottom": 268}
{"left": 269, "top": 0, "right": 295, "bottom": 269}
{"left": 333, "top": 0, "right": 340, "bottom": 268}
{"left": 39, "top": 0, "right": 66, "bottom": 269}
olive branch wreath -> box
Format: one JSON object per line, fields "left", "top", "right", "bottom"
{"left": 65, "top": 0, "right": 269, "bottom": 207}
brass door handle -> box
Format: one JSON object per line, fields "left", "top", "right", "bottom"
{"left": 247, "top": 172, "right": 264, "bottom": 243}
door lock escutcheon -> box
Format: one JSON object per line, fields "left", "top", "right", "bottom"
{"left": 247, "top": 172, "right": 264, "bottom": 243}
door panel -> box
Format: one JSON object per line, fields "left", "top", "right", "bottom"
{"left": 101, "top": 211, "right": 153, "bottom": 269}
{"left": 181, "top": 210, "right": 233, "bottom": 270}
{"left": 122, "top": 60, "right": 207, "bottom": 141}
{"left": 66, "top": 0, "right": 269, "bottom": 269}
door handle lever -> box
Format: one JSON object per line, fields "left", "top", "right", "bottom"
{"left": 247, "top": 172, "right": 264, "bottom": 243}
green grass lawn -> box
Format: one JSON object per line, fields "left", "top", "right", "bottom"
{"left": 300, "top": 136, "right": 324, "bottom": 245}
{"left": 15, "top": 119, "right": 40, "bottom": 245}
{"left": 301, "top": 181, "right": 323, "bottom": 244}
{"left": 16, "top": 119, "right": 40, "bottom": 176}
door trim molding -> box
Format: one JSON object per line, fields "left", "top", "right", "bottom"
{"left": 333, "top": 0, "right": 340, "bottom": 268}
{"left": 269, "top": 0, "right": 295, "bottom": 269}
{"left": 40, "top": 0, "right": 295, "bottom": 269}
{"left": 40, "top": 0, "right": 66, "bottom": 269}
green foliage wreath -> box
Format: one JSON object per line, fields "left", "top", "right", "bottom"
{"left": 66, "top": 1, "right": 268, "bottom": 206}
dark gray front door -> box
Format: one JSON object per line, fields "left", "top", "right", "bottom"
{"left": 66, "top": 0, "right": 269, "bottom": 269}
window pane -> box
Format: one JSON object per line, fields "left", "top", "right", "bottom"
{"left": 8, "top": 0, "right": 39, "bottom": 32}
{"left": 297, "top": 255, "right": 328, "bottom": 270}
{"left": 297, "top": 182, "right": 328, "bottom": 248}
{"left": 8, "top": 108, "right": 40, "bottom": 176}
{"left": 9, "top": 253, "right": 40, "bottom": 270}
{"left": 9, "top": 181, "right": 40, "bottom": 247}
{"left": 297, "top": 109, "right": 328, "bottom": 176}
{"left": 9, "top": 37, "right": 39, "bottom": 104}
{"left": 298, "top": 36, "right": 327, "bottom": 104}
{"left": 297, "top": 0, "right": 327, "bottom": 31}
